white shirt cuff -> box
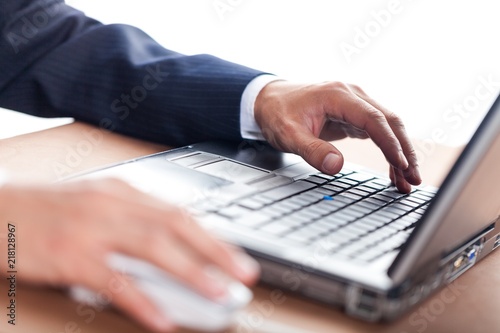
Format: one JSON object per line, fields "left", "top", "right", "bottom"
{"left": 0, "top": 169, "right": 9, "bottom": 188}
{"left": 240, "top": 74, "right": 281, "bottom": 141}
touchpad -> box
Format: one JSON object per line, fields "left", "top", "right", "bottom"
{"left": 194, "top": 160, "right": 269, "bottom": 183}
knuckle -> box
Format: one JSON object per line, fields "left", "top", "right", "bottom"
{"left": 406, "top": 146, "right": 419, "bottom": 163}
{"left": 365, "top": 108, "right": 386, "bottom": 123}
{"left": 386, "top": 111, "right": 405, "bottom": 128}
{"left": 323, "top": 81, "right": 350, "bottom": 93}
{"left": 348, "top": 83, "right": 364, "bottom": 94}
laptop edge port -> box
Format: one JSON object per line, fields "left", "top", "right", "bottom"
{"left": 446, "top": 242, "right": 480, "bottom": 283}
{"left": 493, "top": 235, "right": 500, "bottom": 251}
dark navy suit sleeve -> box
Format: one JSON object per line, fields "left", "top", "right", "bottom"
{"left": 0, "top": 0, "right": 266, "bottom": 145}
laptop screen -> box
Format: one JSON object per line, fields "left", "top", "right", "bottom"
{"left": 390, "top": 94, "right": 500, "bottom": 283}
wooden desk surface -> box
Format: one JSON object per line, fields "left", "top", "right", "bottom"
{"left": 1, "top": 122, "right": 499, "bottom": 333}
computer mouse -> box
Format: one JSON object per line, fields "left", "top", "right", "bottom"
{"left": 70, "top": 253, "right": 253, "bottom": 332}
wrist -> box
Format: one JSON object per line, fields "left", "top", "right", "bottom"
{"left": 253, "top": 80, "right": 289, "bottom": 129}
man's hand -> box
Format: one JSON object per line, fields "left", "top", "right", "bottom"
{"left": 254, "top": 81, "right": 421, "bottom": 193}
{"left": 0, "top": 179, "right": 260, "bottom": 332}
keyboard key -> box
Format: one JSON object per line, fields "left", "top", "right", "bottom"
{"left": 364, "top": 197, "right": 388, "bottom": 206}
{"left": 360, "top": 229, "right": 393, "bottom": 245}
{"left": 415, "top": 207, "right": 427, "bottom": 215}
{"left": 305, "top": 220, "right": 336, "bottom": 232}
{"left": 335, "top": 241, "right": 370, "bottom": 257}
{"left": 286, "top": 227, "right": 322, "bottom": 243}
{"left": 260, "top": 222, "right": 293, "bottom": 236}
{"left": 272, "top": 200, "right": 302, "bottom": 212}
{"left": 328, "top": 181, "right": 351, "bottom": 189}
{"left": 275, "top": 216, "right": 305, "bottom": 229}
{"left": 293, "top": 210, "right": 318, "bottom": 222}
{"left": 298, "top": 223, "right": 330, "bottom": 239}
{"left": 252, "top": 195, "right": 276, "bottom": 205}
{"left": 328, "top": 211, "right": 358, "bottom": 223}
{"left": 356, "top": 185, "right": 380, "bottom": 194}
{"left": 322, "top": 184, "right": 346, "bottom": 193}
{"left": 315, "top": 173, "right": 337, "bottom": 181}
{"left": 357, "top": 217, "right": 386, "bottom": 229}
{"left": 340, "top": 208, "right": 366, "bottom": 219}
{"left": 381, "top": 206, "right": 407, "bottom": 217}
{"left": 336, "top": 192, "right": 360, "bottom": 203}
{"left": 398, "top": 198, "right": 421, "bottom": 208}
{"left": 363, "top": 181, "right": 388, "bottom": 190}
{"left": 286, "top": 213, "right": 314, "bottom": 225}
{"left": 339, "top": 168, "right": 354, "bottom": 175}
{"left": 305, "top": 176, "right": 328, "bottom": 185}
{"left": 299, "top": 206, "right": 326, "bottom": 220}
{"left": 390, "top": 202, "right": 415, "bottom": 213}
{"left": 372, "top": 179, "right": 393, "bottom": 187}
{"left": 414, "top": 190, "right": 435, "bottom": 199}
{"left": 310, "top": 200, "right": 346, "bottom": 214}
{"left": 337, "top": 178, "right": 359, "bottom": 187}
{"left": 344, "top": 172, "right": 375, "bottom": 183}
{"left": 405, "top": 196, "right": 427, "bottom": 205}
{"left": 261, "top": 181, "right": 316, "bottom": 202}
{"left": 237, "top": 198, "right": 265, "bottom": 210}
{"left": 293, "top": 192, "right": 322, "bottom": 204}
{"left": 379, "top": 189, "right": 407, "bottom": 199}
{"left": 375, "top": 209, "right": 400, "bottom": 220}
{"left": 259, "top": 206, "right": 288, "bottom": 219}
{"left": 339, "top": 225, "right": 369, "bottom": 238}
{"left": 365, "top": 213, "right": 392, "bottom": 223}
{"left": 195, "top": 200, "right": 226, "bottom": 212}
{"left": 348, "top": 220, "right": 378, "bottom": 233}
{"left": 347, "top": 204, "right": 374, "bottom": 215}
{"left": 347, "top": 188, "right": 372, "bottom": 197}
{"left": 331, "top": 228, "right": 362, "bottom": 242}
{"left": 285, "top": 232, "right": 312, "bottom": 244}
{"left": 388, "top": 218, "right": 414, "bottom": 231}
{"left": 320, "top": 231, "right": 356, "bottom": 246}
{"left": 218, "top": 205, "right": 252, "bottom": 219}
{"left": 357, "top": 200, "right": 382, "bottom": 211}
{"left": 315, "top": 216, "right": 349, "bottom": 230}
{"left": 372, "top": 193, "right": 395, "bottom": 203}
{"left": 400, "top": 212, "right": 421, "bottom": 223}
{"left": 234, "top": 212, "right": 270, "bottom": 227}
{"left": 309, "top": 187, "right": 336, "bottom": 197}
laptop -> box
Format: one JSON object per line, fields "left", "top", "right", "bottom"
{"left": 71, "top": 93, "right": 500, "bottom": 321}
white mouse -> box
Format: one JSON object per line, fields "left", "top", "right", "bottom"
{"left": 70, "top": 253, "right": 253, "bottom": 331}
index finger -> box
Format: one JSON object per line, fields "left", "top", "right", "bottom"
{"left": 354, "top": 91, "right": 422, "bottom": 185}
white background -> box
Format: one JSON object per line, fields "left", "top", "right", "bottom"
{"left": 1, "top": 0, "right": 499, "bottom": 144}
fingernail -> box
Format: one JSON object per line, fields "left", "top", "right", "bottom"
{"left": 398, "top": 151, "right": 409, "bottom": 170}
{"left": 322, "top": 153, "right": 341, "bottom": 174}
{"left": 234, "top": 254, "right": 260, "bottom": 282}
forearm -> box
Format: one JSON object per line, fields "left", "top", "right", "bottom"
{"left": 0, "top": 1, "right": 265, "bottom": 146}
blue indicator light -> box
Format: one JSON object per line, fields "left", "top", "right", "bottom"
{"left": 323, "top": 195, "right": 334, "bottom": 201}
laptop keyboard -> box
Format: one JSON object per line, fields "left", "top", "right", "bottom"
{"left": 197, "top": 168, "right": 434, "bottom": 263}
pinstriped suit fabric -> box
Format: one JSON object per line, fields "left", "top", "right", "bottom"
{"left": 0, "top": 0, "right": 265, "bottom": 145}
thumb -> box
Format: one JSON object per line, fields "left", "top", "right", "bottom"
{"left": 292, "top": 132, "right": 344, "bottom": 175}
